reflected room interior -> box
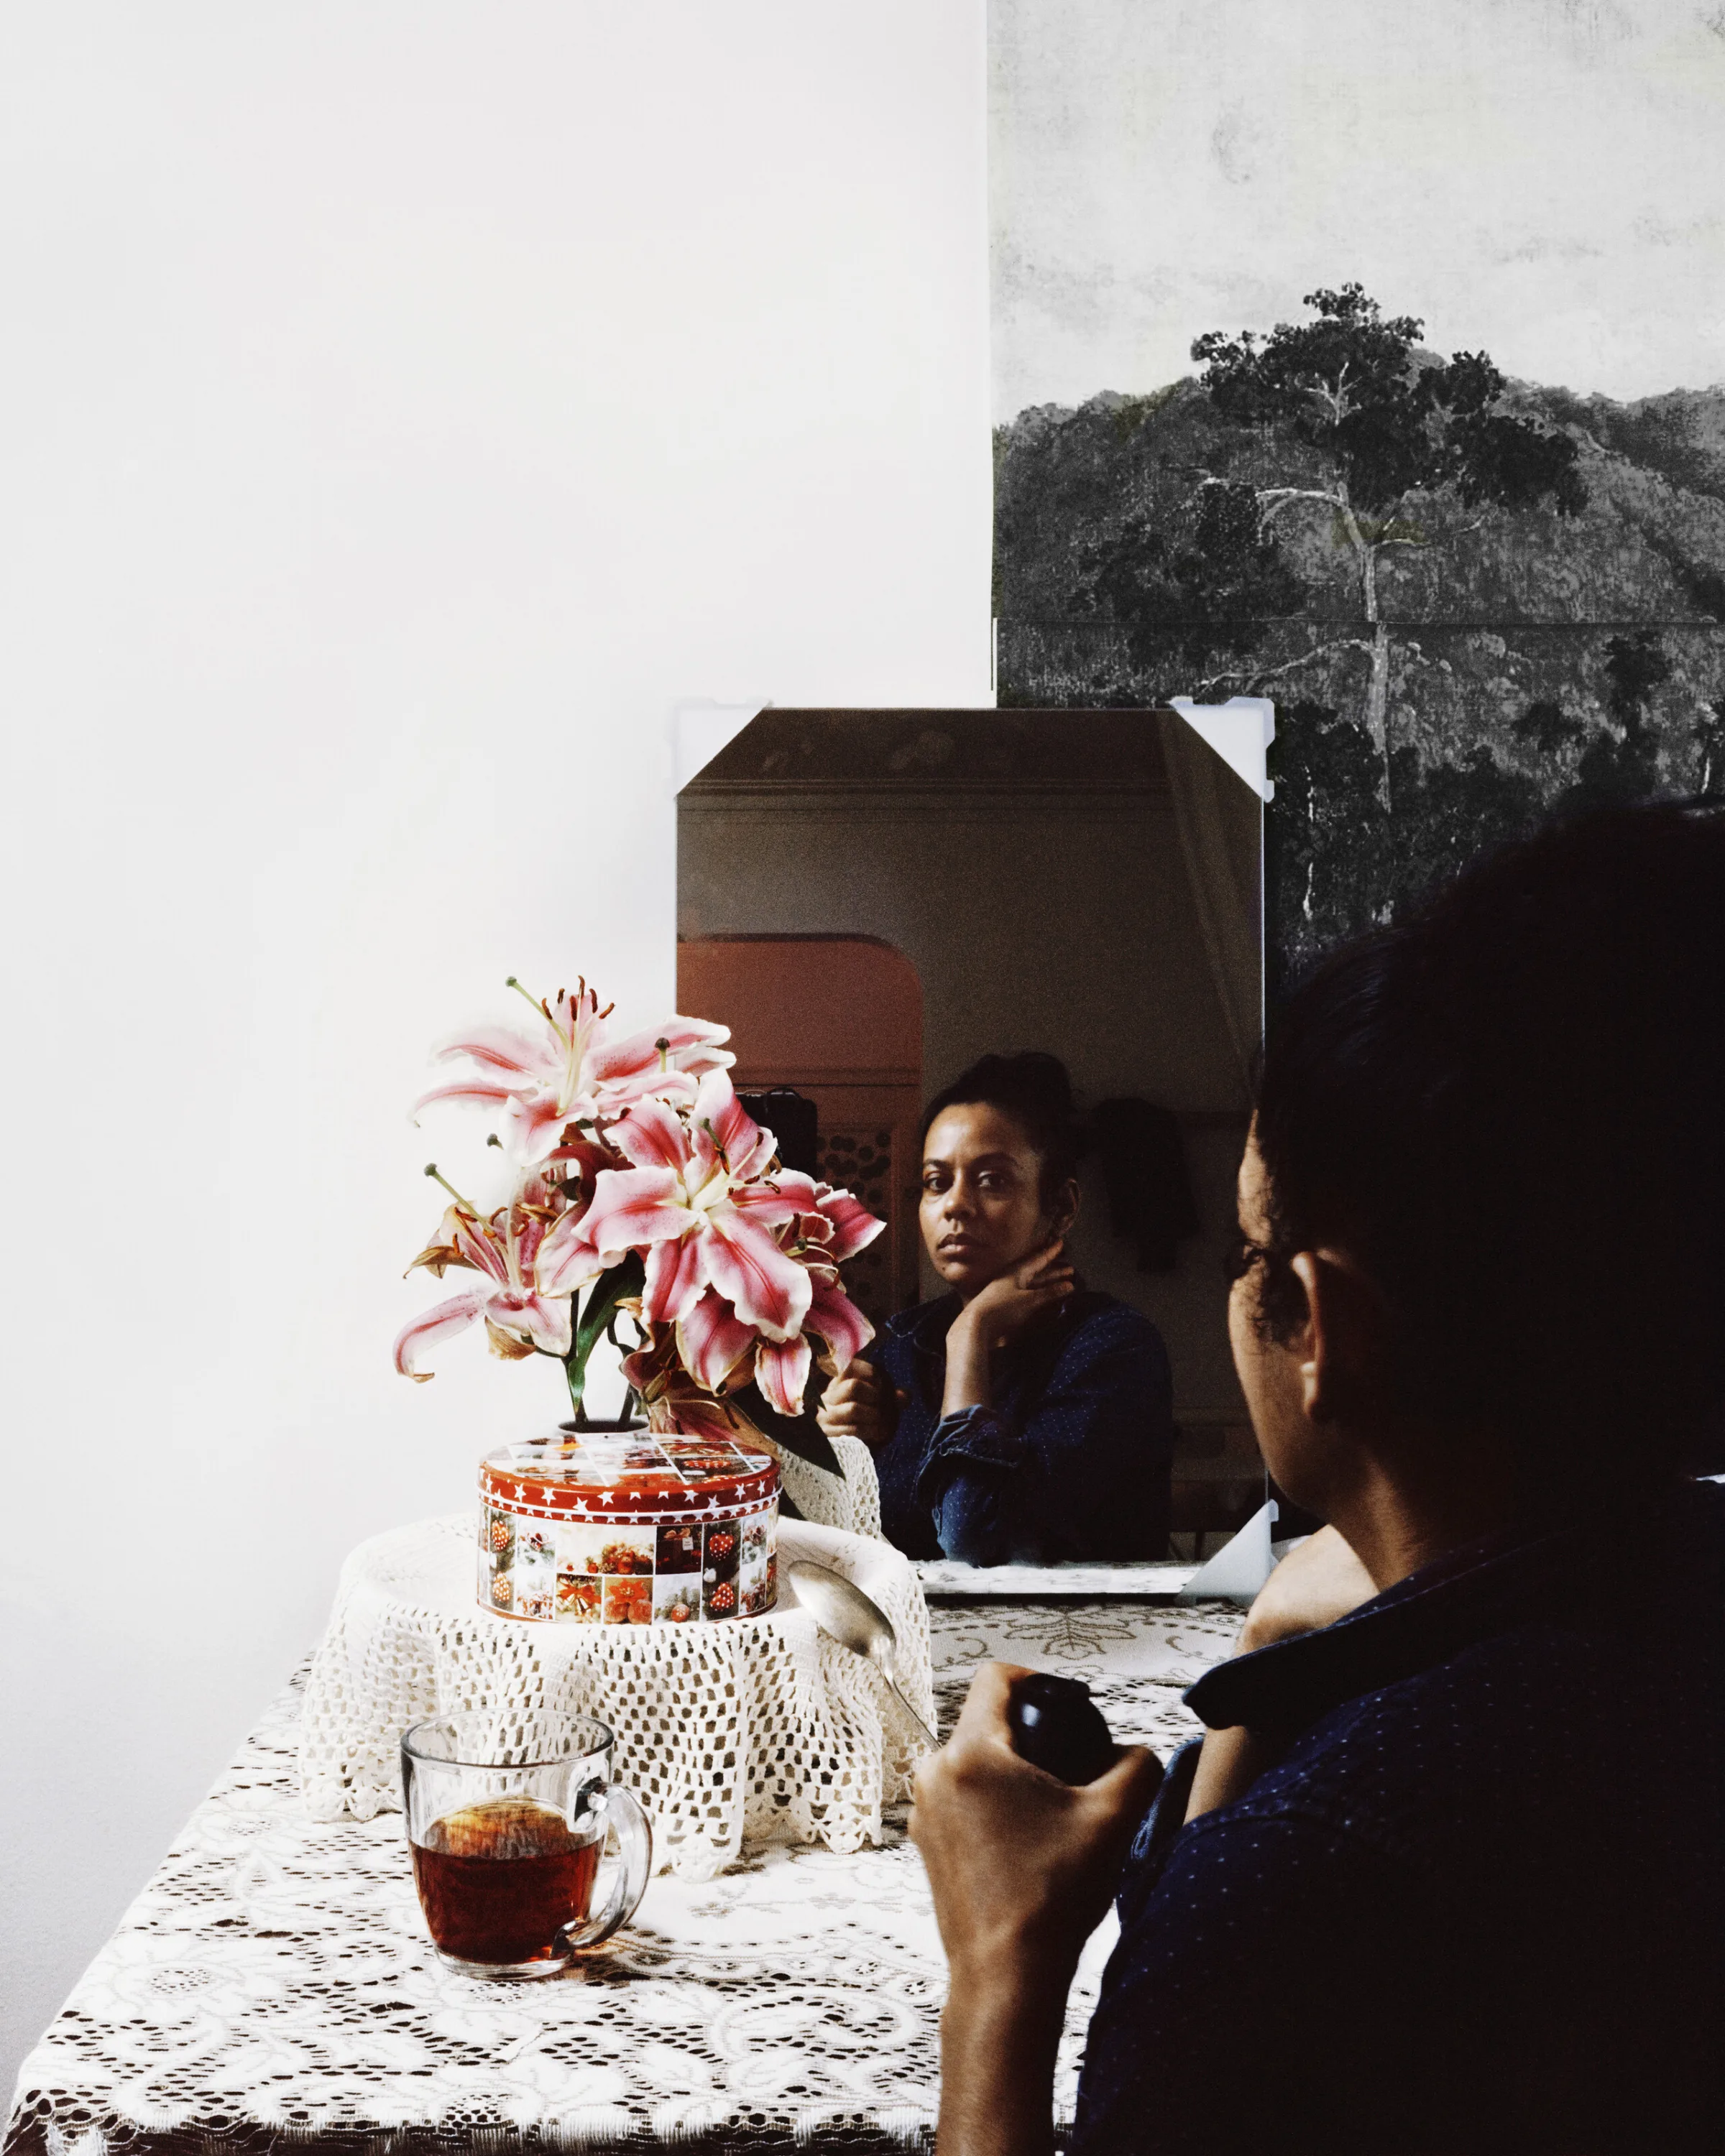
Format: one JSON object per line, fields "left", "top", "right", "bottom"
{"left": 677, "top": 709, "right": 1266, "bottom": 1560}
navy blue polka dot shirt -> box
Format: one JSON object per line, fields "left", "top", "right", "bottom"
{"left": 862, "top": 1289, "right": 1174, "bottom": 1564}
{"left": 1072, "top": 1480, "right": 1725, "bottom": 2154}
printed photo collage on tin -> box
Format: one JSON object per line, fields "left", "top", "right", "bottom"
{"left": 481, "top": 1500, "right": 776, "bottom": 1625}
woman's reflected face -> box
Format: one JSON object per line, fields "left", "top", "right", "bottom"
{"left": 919, "top": 1103, "right": 1061, "bottom": 1297}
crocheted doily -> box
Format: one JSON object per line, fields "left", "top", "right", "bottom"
{"left": 773, "top": 1429, "right": 882, "bottom": 1541}
{"left": 298, "top": 1508, "right": 931, "bottom": 1881}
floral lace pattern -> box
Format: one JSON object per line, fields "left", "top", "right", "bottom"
{"left": 6, "top": 1596, "right": 1241, "bottom": 2156}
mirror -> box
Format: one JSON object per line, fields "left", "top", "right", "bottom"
{"left": 677, "top": 708, "right": 1265, "bottom": 1567}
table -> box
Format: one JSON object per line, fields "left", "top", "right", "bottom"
{"left": 5, "top": 1598, "right": 1243, "bottom": 2156}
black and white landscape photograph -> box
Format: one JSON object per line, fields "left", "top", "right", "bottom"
{"left": 991, "top": 0, "right": 1725, "bottom": 987}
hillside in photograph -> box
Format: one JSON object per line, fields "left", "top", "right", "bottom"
{"left": 994, "top": 287, "right": 1725, "bottom": 989}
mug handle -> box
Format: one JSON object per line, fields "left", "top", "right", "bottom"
{"left": 564, "top": 1782, "right": 653, "bottom": 1948}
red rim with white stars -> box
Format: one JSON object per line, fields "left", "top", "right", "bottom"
{"left": 479, "top": 1429, "right": 780, "bottom": 1526}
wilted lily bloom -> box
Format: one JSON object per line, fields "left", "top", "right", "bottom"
{"left": 412, "top": 979, "right": 734, "bottom": 1165}
{"left": 392, "top": 1181, "right": 574, "bottom": 1381}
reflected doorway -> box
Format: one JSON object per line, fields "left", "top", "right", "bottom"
{"left": 676, "top": 935, "right": 923, "bottom": 1329}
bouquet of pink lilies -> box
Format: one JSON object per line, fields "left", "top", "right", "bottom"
{"left": 392, "top": 977, "right": 884, "bottom": 1462}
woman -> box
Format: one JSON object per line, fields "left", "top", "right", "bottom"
{"left": 911, "top": 803, "right": 1725, "bottom": 2154}
{"left": 817, "top": 1052, "right": 1174, "bottom": 1565}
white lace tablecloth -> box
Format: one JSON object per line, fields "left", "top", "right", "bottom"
{"left": 300, "top": 1515, "right": 933, "bottom": 1879}
{"left": 5, "top": 1597, "right": 1243, "bottom": 2156}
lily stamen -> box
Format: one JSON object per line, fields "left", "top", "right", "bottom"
{"left": 423, "top": 1163, "right": 482, "bottom": 1216}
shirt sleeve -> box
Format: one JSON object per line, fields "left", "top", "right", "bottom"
{"left": 911, "top": 1314, "right": 1174, "bottom": 1565}
{"left": 1072, "top": 1807, "right": 1440, "bottom": 2156}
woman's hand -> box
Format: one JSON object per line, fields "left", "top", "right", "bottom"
{"left": 816, "top": 1360, "right": 905, "bottom": 1450}
{"left": 960, "top": 1240, "right": 1076, "bottom": 1353}
{"left": 912, "top": 1664, "right": 1164, "bottom": 2156}
{"left": 1236, "top": 1522, "right": 1379, "bottom": 1654}
{"left": 941, "top": 1242, "right": 1076, "bottom": 1419}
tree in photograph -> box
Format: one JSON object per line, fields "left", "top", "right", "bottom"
{"left": 1571, "top": 630, "right": 1670, "bottom": 804}
{"left": 1693, "top": 695, "right": 1725, "bottom": 796}
{"left": 1264, "top": 701, "right": 1396, "bottom": 993}
{"left": 1387, "top": 744, "right": 1543, "bottom": 909}
{"left": 1079, "top": 479, "right": 1307, "bottom": 682}
{"left": 1511, "top": 698, "right": 1584, "bottom": 762}
{"left": 1192, "top": 285, "right": 1586, "bottom": 794}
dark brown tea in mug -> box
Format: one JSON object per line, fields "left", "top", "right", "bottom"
{"left": 411, "top": 1796, "right": 600, "bottom": 1966}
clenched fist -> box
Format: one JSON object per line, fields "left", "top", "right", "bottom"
{"left": 816, "top": 1359, "right": 908, "bottom": 1450}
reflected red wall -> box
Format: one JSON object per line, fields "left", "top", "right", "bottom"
{"left": 678, "top": 936, "right": 923, "bottom": 1325}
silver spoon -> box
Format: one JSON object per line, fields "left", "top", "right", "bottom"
{"left": 787, "top": 1560, "right": 939, "bottom": 1751}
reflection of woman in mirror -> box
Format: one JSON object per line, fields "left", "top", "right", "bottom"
{"left": 817, "top": 1052, "right": 1174, "bottom": 1564}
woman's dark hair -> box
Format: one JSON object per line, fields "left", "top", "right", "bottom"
{"left": 921, "top": 1051, "right": 1085, "bottom": 1206}
{"left": 1251, "top": 801, "right": 1725, "bottom": 1483}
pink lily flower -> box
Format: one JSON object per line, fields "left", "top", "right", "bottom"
{"left": 671, "top": 1267, "right": 878, "bottom": 1419}
{"left": 579, "top": 1073, "right": 818, "bottom": 1340}
{"left": 753, "top": 1275, "right": 878, "bottom": 1415}
{"left": 676, "top": 1288, "right": 758, "bottom": 1393}
{"left": 412, "top": 980, "right": 733, "bottom": 1166}
{"left": 392, "top": 1202, "right": 573, "bottom": 1381}
{"left": 801, "top": 1182, "right": 887, "bottom": 1263}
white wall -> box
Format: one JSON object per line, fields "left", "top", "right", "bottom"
{"left": 0, "top": 4, "right": 990, "bottom": 2088}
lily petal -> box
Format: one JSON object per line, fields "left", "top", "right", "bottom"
{"left": 609, "top": 1097, "right": 691, "bottom": 1173}
{"left": 676, "top": 1289, "right": 757, "bottom": 1391}
{"left": 689, "top": 1069, "right": 773, "bottom": 1181}
{"left": 583, "top": 1167, "right": 699, "bottom": 1256}
{"left": 805, "top": 1279, "right": 875, "bottom": 1376}
{"left": 535, "top": 1208, "right": 610, "bottom": 1296}
{"left": 431, "top": 1025, "right": 558, "bottom": 1082}
{"left": 815, "top": 1185, "right": 887, "bottom": 1263}
{"left": 489, "top": 1288, "right": 574, "bottom": 1359}
{"left": 501, "top": 1089, "right": 580, "bottom": 1166}
{"left": 643, "top": 1230, "right": 708, "bottom": 1325}
{"left": 405, "top": 1204, "right": 479, "bottom": 1279}
{"left": 755, "top": 1334, "right": 813, "bottom": 1417}
{"left": 588, "top": 1016, "right": 732, "bottom": 1088}
{"left": 762, "top": 1170, "right": 821, "bottom": 1212}
{"left": 621, "top": 1342, "right": 658, "bottom": 1394}
{"left": 484, "top": 1318, "right": 539, "bottom": 1361}
{"left": 653, "top": 1390, "right": 748, "bottom": 1445}
{"left": 724, "top": 1181, "right": 810, "bottom": 1227}
{"left": 410, "top": 1079, "right": 518, "bottom": 1123}
{"left": 451, "top": 1215, "right": 511, "bottom": 1286}
{"left": 392, "top": 1289, "right": 492, "bottom": 1380}
{"left": 702, "top": 1208, "right": 813, "bottom": 1341}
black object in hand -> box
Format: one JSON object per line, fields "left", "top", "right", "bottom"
{"left": 1007, "top": 1673, "right": 1117, "bottom": 1786}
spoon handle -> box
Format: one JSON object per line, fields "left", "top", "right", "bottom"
{"left": 883, "top": 1672, "right": 938, "bottom": 1752}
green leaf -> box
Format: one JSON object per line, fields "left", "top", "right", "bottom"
{"left": 564, "top": 1253, "right": 645, "bottom": 1412}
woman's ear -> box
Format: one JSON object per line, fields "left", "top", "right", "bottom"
{"left": 1290, "top": 1249, "right": 1390, "bottom": 1427}
{"left": 1050, "top": 1178, "right": 1080, "bottom": 1238}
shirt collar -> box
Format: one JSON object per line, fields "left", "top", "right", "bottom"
{"left": 1185, "top": 1478, "right": 1725, "bottom": 1738}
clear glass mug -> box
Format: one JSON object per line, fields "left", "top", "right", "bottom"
{"left": 400, "top": 1711, "right": 653, "bottom": 1977}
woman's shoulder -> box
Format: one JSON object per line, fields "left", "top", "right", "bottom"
{"left": 1046, "top": 1294, "right": 1174, "bottom": 1403}
{"left": 868, "top": 1294, "right": 961, "bottom": 1361}
{"left": 1061, "top": 1289, "right": 1168, "bottom": 1352}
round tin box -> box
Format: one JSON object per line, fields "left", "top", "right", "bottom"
{"left": 478, "top": 1429, "right": 780, "bottom": 1626}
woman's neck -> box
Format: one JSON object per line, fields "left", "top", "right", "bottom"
{"left": 1322, "top": 1427, "right": 1519, "bottom": 1593}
